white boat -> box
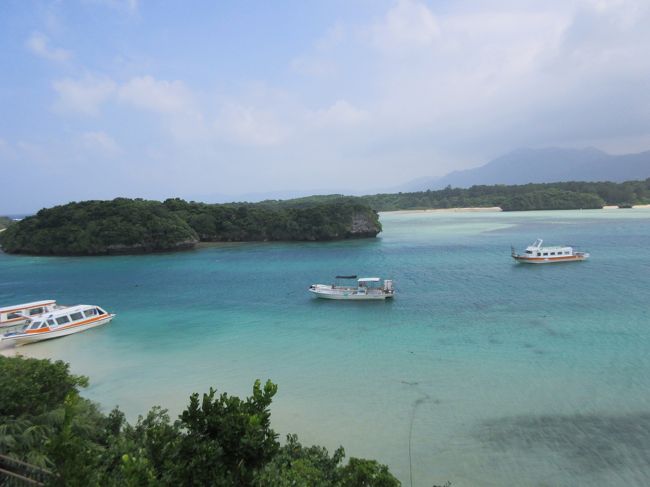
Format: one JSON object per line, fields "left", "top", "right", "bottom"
{"left": 1, "top": 304, "right": 115, "bottom": 347}
{"left": 511, "top": 239, "right": 590, "bottom": 264}
{"left": 0, "top": 300, "right": 61, "bottom": 329}
{"left": 309, "top": 276, "right": 394, "bottom": 300}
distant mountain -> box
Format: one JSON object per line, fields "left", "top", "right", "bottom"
{"left": 405, "top": 147, "right": 650, "bottom": 190}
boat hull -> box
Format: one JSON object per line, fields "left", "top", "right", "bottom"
{"left": 309, "top": 289, "right": 393, "bottom": 300}
{"left": 512, "top": 254, "right": 589, "bottom": 264}
{"left": 2, "top": 314, "right": 114, "bottom": 346}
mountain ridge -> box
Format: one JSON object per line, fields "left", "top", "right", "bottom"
{"left": 404, "top": 147, "right": 650, "bottom": 191}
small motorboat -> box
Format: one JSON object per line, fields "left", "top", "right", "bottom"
{"left": 309, "top": 275, "right": 395, "bottom": 300}
{"left": 1, "top": 304, "right": 115, "bottom": 347}
{"left": 511, "top": 239, "right": 589, "bottom": 264}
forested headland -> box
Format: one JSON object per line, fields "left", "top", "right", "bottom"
{"left": 2, "top": 179, "right": 649, "bottom": 256}
{"left": 360, "top": 178, "right": 650, "bottom": 211}
{"left": 0, "top": 197, "right": 381, "bottom": 256}
{"left": 0, "top": 355, "right": 411, "bottom": 486}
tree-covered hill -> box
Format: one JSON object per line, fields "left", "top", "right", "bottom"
{"left": 163, "top": 196, "right": 380, "bottom": 242}
{"left": 0, "top": 197, "right": 381, "bottom": 256}
{"left": 0, "top": 199, "right": 199, "bottom": 255}
{"left": 360, "top": 178, "right": 650, "bottom": 211}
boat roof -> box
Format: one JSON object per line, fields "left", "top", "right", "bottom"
{"left": 336, "top": 275, "right": 357, "bottom": 279}
{"left": 358, "top": 277, "right": 381, "bottom": 282}
{"left": 30, "top": 305, "right": 100, "bottom": 320}
{"left": 526, "top": 244, "right": 572, "bottom": 250}
{"left": 526, "top": 239, "right": 573, "bottom": 251}
{"left": 0, "top": 300, "right": 56, "bottom": 313}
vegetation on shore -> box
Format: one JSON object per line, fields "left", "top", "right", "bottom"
{"left": 0, "top": 197, "right": 381, "bottom": 255}
{"left": 0, "top": 355, "right": 403, "bottom": 486}
{"left": 0, "top": 216, "right": 13, "bottom": 230}
{"left": 2, "top": 178, "right": 648, "bottom": 255}
{"left": 360, "top": 178, "right": 650, "bottom": 211}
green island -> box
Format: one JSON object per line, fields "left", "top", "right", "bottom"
{"left": 0, "top": 197, "right": 381, "bottom": 256}
{"left": 0, "top": 355, "right": 419, "bottom": 487}
{"left": 2, "top": 179, "right": 650, "bottom": 256}
{"left": 360, "top": 179, "right": 650, "bottom": 211}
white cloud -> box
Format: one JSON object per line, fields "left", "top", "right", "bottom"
{"left": 312, "top": 100, "right": 368, "bottom": 128}
{"left": 216, "top": 103, "right": 291, "bottom": 146}
{"left": 80, "top": 131, "right": 121, "bottom": 156}
{"left": 26, "top": 32, "right": 71, "bottom": 62}
{"left": 291, "top": 57, "right": 337, "bottom": 77}
{"left": 118, "top": 76, "right": 194, "bottom": 114}
{"left": 315, "top": 23, "right": 346, "bottom": 51}
{"left": 369, "top": 0, "right": 440, "bottom": 52}
{"left": 84, "top": 0, "right": 139, "bottom": 14}
{"left": 52, "top": 75, "right": 117, "bottom": 116}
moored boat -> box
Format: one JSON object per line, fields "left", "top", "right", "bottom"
{"left": 511, "top": 239, "right": 589, "bottom": 264}
{"left": 0, "top": 300, "right": 60, "bottom": 329}
{"left": 1, "top": 304, "right": 115, "bottom": 346}
{"left": 309, "top": 275, "right": 394, "bottom": 300}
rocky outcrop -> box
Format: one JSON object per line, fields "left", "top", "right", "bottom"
{"left": 348, "top": 211, "right": 381, "bottom": 238}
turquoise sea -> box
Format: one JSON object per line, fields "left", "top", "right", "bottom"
{"left": 2, "top": 209, "right": 650, "bottom": 486}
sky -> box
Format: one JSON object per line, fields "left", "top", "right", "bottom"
{"left": 1, "top": 0, "right": 650, "bottom": 213}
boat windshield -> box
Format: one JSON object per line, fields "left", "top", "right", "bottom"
{"left": 27, "top": 321, "right": 42, "bottom": 330}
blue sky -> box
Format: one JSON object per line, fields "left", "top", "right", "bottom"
{"left": 2, "top": 0, "right": 650, "bottom": 213}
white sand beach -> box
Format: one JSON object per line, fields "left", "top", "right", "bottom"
{"left": 382, "top": 207, "right": 502, "bottom": 215}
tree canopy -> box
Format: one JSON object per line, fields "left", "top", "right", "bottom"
{"left": 0, "top": 197, "right": 381, "bottom": 255}
{"left": 0, "top": 355, "right": 403, "bottom": 486}
{"left": 360, "top": 178, "right": 650, "bottom": 211}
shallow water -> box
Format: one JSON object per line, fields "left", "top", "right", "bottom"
{"left": 2, "top": 208, "right": 650, "bottom": 486}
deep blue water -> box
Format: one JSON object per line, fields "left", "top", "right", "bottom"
{"left": 2, "top": 209, "right": 650, "bottom": 486}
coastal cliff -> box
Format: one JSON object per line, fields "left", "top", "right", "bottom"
{"left": 0, "top": 197, "right": 381, "bottom": 256}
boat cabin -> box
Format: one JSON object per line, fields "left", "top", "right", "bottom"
{"left": 0, "top": 300, "right": 57, "bottom": 327}
{"left": 357, "top": 277, "right": 393, "bottom": 292}
{"left": 522, "top": 239, "right": 575, "bottom": 257}
{"left": 21, "top": 306, "right": 107, "bottom": 334}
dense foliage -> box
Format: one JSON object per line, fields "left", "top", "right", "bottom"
{"left": 0, "top": 197, "right": 381, "bottom": 255}
{"left": 499, "top": 189, "right": 604, "bottom": 211}
{"left": 0, "top": 199, "right": 198, "bottom": 255}
{"left": 0, "top": 355, "right": 402, "bottom": 486}
{"left": 162, "top": 197, "right": 379, "bottom": 242}
{"left": 360, "top": 178, "right": 650, "bottom": 211}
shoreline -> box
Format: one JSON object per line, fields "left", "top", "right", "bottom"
{"left": 381, "top": 207, "right": 502, "bottom": 215}
{"left": 382, "top": 204, "right": 650, "bottom": 214}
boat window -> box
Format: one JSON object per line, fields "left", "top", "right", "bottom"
{"left": 537, "top": 252, "right": 541, "bottom": 256}
{"left": 70, "top": 312, "right": 84, "bottom": 321}
{"left": 84, "top": 309, "right": 97, "bottom": 318}
{"left": 6, "top": 312, "right": 23, "bottom": 320}
{"left": 47, "top": 319, "right": 55, "bottom": 326}
{"left": 55, "top": 316, "right": 70, "bottom": 325}
{"left": 550, "top": 252, "right": 556, "bottom": 256}
{"left": 95, "top": 308, "right": 104, "bottom": 315}
{"left": 29, "top": 321, "right": 41, "bottom": 330}
{"left": 543, "top": 252, "right": 548, "bottom": 256}
{"left": 29, "top": 307, "right": 44, "bottom": 316}
{"left": 39, "top": 322, "right": 48, "bottom": 329}
{"left": 525, "top": 250, "right": 532, "bottom": 254}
